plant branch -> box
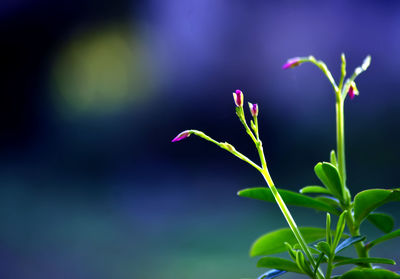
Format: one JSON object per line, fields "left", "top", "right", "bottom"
{"left": 255, "top": 134, "right": 325, "bottom": 279}
{"left": 307, "top": 56, "right": 339, "bottom": 93}
{"left": 190, "top": 130, "right": 263, "bottom": 172}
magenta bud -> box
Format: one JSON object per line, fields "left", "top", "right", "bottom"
{"left": 348, "top": 81, "right": 359, "bottom": 100}
{"left": 248, "top": 102, "right": 259, "bottom": 117}
{"left": 348, "top": 86, "right": 355, "bottom": 99}
{"left": 282, "top": 57, "right": 301, "bottom": 69}
{"left": 232, "top": 89, "right": 244, "bottom": 107}
{"left": 172, "top": 130, "right": 192, "bottom": 142}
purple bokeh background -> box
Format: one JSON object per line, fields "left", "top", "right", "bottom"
{"left": 1, "top": 0, "right": 400, "bottom": 278}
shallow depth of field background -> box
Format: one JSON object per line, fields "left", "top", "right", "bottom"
{"left": 1, "top": 0, "right": 400, "bottom": 278}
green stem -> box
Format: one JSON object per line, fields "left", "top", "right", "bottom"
{"left": 325, "top": 257, "right": 334, "bottom": 279}
{"left": 237, "top": 107, "right": 258, "bottom": 145}
{"left": 338, "top": 53, "right": 346, "bottom": 92}
{"left": 254, "top": 117, "right": 260, "bottom": 140}
{"left": 257, "top": 143, "right": 324, "bottom": 279}
{"left": 336, "top": 101, "right": 371, "bottom": 266}
{"left": 257, "top": 141, "right": 268, "bottom": 170}
{"left": 260, "top": 170, "right": 324, "bottom": 279}
{"left": 191, "top": 130, "right": 263, "bottom": 172}
{"left": 336, "top": 99, "right": 346, "bottom": 187}
{"left": 307, "top": 56, "right": 338, "bottom": 92}
{"left": 345, "top": 214, "right": 371, "bottom": 263}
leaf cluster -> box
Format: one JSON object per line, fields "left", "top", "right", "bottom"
{"left": 238, "top": 162, "right": 400, "bottom": 278}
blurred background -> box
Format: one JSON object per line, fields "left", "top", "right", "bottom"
{"left": 1, "top": 0, "right": 400, "bottom": 278}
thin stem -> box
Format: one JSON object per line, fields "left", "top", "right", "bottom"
{"left": 336, "top": 101, "right": 371, "bottom": 265}
{"left": 256, "top": 143, "right": 324, "bottom": 279}
{"left": 258, "top": 175, "right": 298, "bottom": 244}
{"left": 254, "top": 117, "right": 260, "bottom": 140}
{"left": 191, "top": 130, "right": 263, "bottom": 172}
{"left": 230, "top": 148, "right": 263, "bottom": 173}
{"left": 307, "top": 56, "right": 338, "bottom": 93}
{"left": 338, "top": 54, "right": 346, "bottom": 92}
{"left": 257, "top": 141, "right": 267, "bottom": 170}
{"left": 336, "top": 99, "right": 346, "bottom": 187}
{"left": 260, "top": 170, "right": 325, "bottom": 279}
{"left": 237, "top": 107, "right": 258, "bottom": 145}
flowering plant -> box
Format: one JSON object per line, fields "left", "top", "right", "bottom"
{"left": 172, "top": 54, "right": 400, "bottom": 279}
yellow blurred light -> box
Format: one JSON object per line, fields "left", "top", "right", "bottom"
{"left": 52, "top": 24, "right": 151, "bottom": 116}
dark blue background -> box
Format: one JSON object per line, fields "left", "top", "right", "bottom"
{"left": 1, "top": 0, "right": 399, "bottom": 278}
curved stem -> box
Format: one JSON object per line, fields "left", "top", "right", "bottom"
{"left": 307, "top": 56, "right": 338, "bottom": 93}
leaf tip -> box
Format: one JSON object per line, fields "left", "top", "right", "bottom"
{"left": 237, "top": 189, "right": 248, "bottom": 197}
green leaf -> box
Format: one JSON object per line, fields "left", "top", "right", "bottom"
{"left": 367, "top": 212, "right": 395, "bottom": 233}
{"left": 257, "top": 257, "right": 303, "bottom": 274}
{"left": 237, "top": 187, "right": 340, "bottom": 215}
{"left": 340, "top": 268, "right": 400, "bottom": 279}
{"left": 284, "top": 242, "right": 297, "bottom": 261}
{"left": 333, "top": 255, "right": 352, "bottom": 262}
{"left": 335, "top": 236, "right": 366, "bottom": 254}
{"left": 326, "top": 213, "right": 332, "bottom": 246}
{"left": 330, "top": 150, "right": 338, "bottom": 167}
{"left": 353, "top": 188, "right": 400, "bottom": 226}
{"left": 316, "top": 241, "right": 331, "bottom": 256}
{"left": 314, "top": 162, "right": 343, "bottom": 201}
{"left": 366, "top": 229, "right": 400, "bottom": 250}
{"left": 334, "top": 257, "right": 395, "bottom": 267}
{"left": 292, "top": 243, "right": 320, "bottom": 255}
{"left": 315, "top": 196, "right": 341, "bottom": 209}
{"left": 299, "top": 186, "right": 332, "bottom": 195}
{"left": 332, "top": 210, "right": 348, "bottom": 250}
{"left": 250, "top": 227, "right": 328, "bottom": 256}
{"left": 295, "top": 251, "right": 313, "bottom": 277}
{"left": 295, "top": 251, "right": 305, "bottom": 274}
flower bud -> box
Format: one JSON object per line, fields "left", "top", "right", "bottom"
{"left": 348, "top": 81, "right": 359, "bottom": 99}
{"left": 248, "top": 102, "right": 259, "bottom": 117}
{"left": 232, "top": 89, "right": 244, "bottom": 107}
{"left": 282, "top": 57, "right": 301, "bottom": 69}
{"left": 348, "top": 86, "right": 355, "bottom": 99}
{"left": 222, "top": 142, "right": 236, "bottom": 152}
{"left": 171, "top": 130, "right": 192, "bottom": 142}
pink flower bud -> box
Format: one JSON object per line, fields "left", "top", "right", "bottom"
{"left": 348, "top": 86, "right": 355, "bottom": 99}
{"left": 282, "top": 57, "right": 301, "bottom": 69}
{"left": 248, "top": 102, "right": 259, "bottom": 117}
{"left": 233, "top": 89, "right": 244, "bottom": 107}
{"left": 171, "top": 130, "right": 192, "bottom": 142}
{"left": 348, "top": 81, "right": 359, "bottom": 100}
